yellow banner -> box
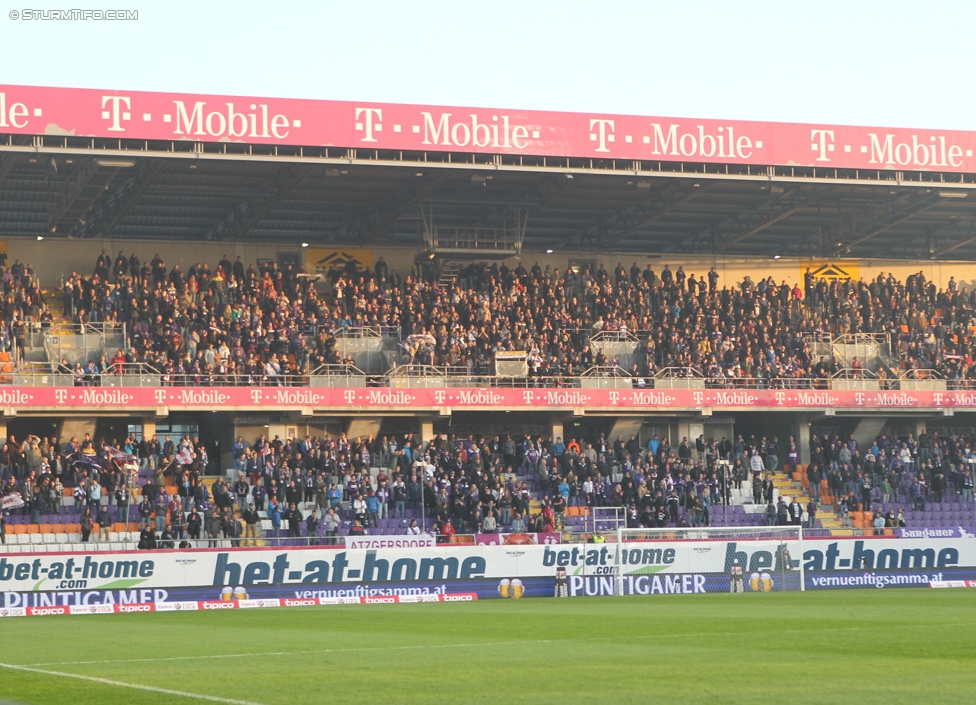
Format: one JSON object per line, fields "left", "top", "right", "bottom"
{"left": 801, "top": 261, "right": 859, "bottom": 281}
{"left": 305, "top": 247, "right": 374, "bottom": 275}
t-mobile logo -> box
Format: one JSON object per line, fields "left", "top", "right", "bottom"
{"left": 102, "top": 96, "right": 131, "bottom": 132}
{"left": 810, "top": 129, "right": 835, "bottom": 162}
{"left": 590, "top": 119, "right": 615, "bottom": 152}
{"left": 355, "top": 108, "right": 383, "bottom": 142}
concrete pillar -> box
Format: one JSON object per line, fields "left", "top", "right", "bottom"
{"left": 420, "top": 420, "right": 434, "bottom": 449}
{"left": 142, "top": 418, "right": 156, "bottom": 441}
{"left": 0, "top": 418, "right": 6, "bottom": 445}
{"left": 346, "top": 418, "right": 381, "bottom": 442}
{"left": 551, "top": 418, "right": 564, "bottom": 443}
{"left": 914, "top": 419, "right": 927, "bottom": 438}
{"left": 796, "top": 414, "right": 812, "bottom": 465}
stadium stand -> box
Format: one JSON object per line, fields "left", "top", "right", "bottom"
{"left": 1, "top": 420, "right": 974, "bottom": 551}
{"left": 0, "top": 252, "right": 962, "bottom": 390}
{"left": 0, "top": 255, "right": 975, "bottom": 550}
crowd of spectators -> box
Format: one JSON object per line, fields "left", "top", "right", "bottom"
{"left": 37, "top": 252, "right": 976, "bottom": 386}
{"left": 223, "top": 430, "right": 740, "bottom": 539}
{"left": 0, "top": 248, "right": 975, "bottom": 385}
{"left": 800, "top": 430, "right": 976, "bottom": 521}
{"left": 1, "top": 423, "right": 974, "bottom": 544}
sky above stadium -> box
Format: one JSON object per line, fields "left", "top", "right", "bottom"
{"left": 3, "top": 0, "right": 975, "bottom": 130}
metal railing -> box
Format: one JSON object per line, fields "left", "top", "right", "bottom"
{"left": 945, "top": 379, "right": 976, "bottom": 390}
{"left": 424, "top": 222, "right": 523, "bottom": 255}
{"left": 334, "top": 325, "right": 400, "bottom": 339}
{"left": 896, "top": 367, "right": 948, "bottom": 391}
{"left": 1, "top": 363, "right": 968, "bottom": 392}
{"left": 7, "top": 362, "right": 372, "bottom": 388}
{"left": 309, "top": 364, "right": 367, "bottom": 388}
{"left": 654, "top": 366, "right": 705, "bottom": 379}
{"left": 591, "top": 330, "right": 639, "bottom": 343}
{"left": 13, "top": 361, "right": 162, "bottom": 387}
{"left": 831, "top": 367, "right": 879, "bottom": 380}
{"left": 579, "top": 365, "right": 636, "bottom": 388}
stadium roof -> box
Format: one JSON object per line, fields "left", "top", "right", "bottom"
{"left": 4, "top": 84, "right": 976, "bottom": 260}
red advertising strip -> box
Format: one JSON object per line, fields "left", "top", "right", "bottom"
{"left": 0, "top": 594, "right": 478, "bottom": 618}
{"left": 2, "top": 84, "right": 976, "bottom": 172}
{"left": 281, "top": 598, "right": 318, "bottom": 608}
{"left": 25, "top": 606, "right": 70, "bottom": 617}
{"left": 929, "top": 580, "right": 976, "bottom": 588}
{"left": 199, "top": 600, "right": 239, "bottom": 611}
{"left": 0, "top": 386, "right": 971, "bottom": 411}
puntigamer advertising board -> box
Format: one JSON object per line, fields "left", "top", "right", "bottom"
{"left": 2, "top": 533, "right": 974, "bottom": 607}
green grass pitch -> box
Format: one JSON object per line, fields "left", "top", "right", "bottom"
{"left": 0, "top": 589, "right": 973, "bottom": 704}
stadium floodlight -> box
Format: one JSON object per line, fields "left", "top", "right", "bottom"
{"left": 301, "top": 242, "right": 309, "bottom": 248}
{"left": 36, "top": 236, "right": 43, "bottom": 241}
{"left": 546, "top": 249, "right": 553, "bottom": 254}
{"left": 94, "top": 158, "right": 135, "bottom": 168}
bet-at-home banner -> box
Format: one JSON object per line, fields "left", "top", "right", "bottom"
{"left": 1, "top": 535, "right": 974, "bottom": 605}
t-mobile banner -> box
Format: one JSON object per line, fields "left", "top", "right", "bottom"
{"left": 2, "top": 386, "right": 976, "bottom": 413}
{"left": 3, "top": 84, "right": 976, "bottom": 172}
{"left": 0, "top": 537, "right": 973, "bottom": 595}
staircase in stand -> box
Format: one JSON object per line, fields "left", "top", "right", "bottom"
{"left": 41, "top": 287, "right": 72, "bottom": 326}
{"left": 771, "top": 464, "right": 844, "bottom": 532}
{"left": 437, "top": 261, "right": 462, "bottom": 288}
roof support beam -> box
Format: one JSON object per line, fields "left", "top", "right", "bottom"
{"left": 719, "top": 187, "right": 831, "bottom": 250}
{"left": 929, "top": 217, "right": 976, "bottom": 258}
{"left": 78, "top": 159, "right": 167, "bottom": 238}
{"left": 829, "top": 189, "right": 940, "bottom": 257}
{"left": 670, "top": 186, "right": 818, "bottom": 253}
{"left": 0, "top": 154, "right": 16, "bottom": 183}
{"left": 48, "top": 159, "right": 123, "bottom": 235}
{"left": 205, "top": 163, "right": 313, "bottom": 241}
{"left": 359, "top": 171, "right": 451, "bottom": 242}
{"left": 555, "top": 181, "right": 709, "bottom": 251}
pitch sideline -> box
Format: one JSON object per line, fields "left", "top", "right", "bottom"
{"left": 0, "top": 661, "right": 266, "bottom": 705}
{"left": 19, "top": 620, "right": 976, "bottom": 669}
